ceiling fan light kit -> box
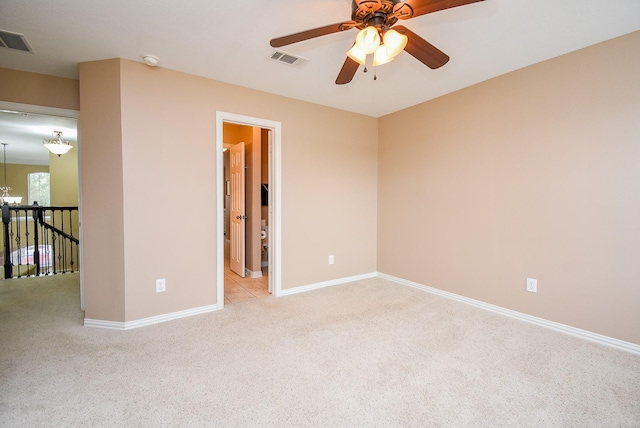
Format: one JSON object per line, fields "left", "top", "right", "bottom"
{"left": 372, "top": 44, "right": 394, "bottom": 66}
{"left": 383, "top": 28, "right": 408, "bottom": 57}
{"left": 355, "top": 26, "right": 381, "bottom": 54}
{"left": 346, "top": 44, "right": 367, "bottom": 65}
{"left": 270, "top": 0, "right": 485, "bottom": 84}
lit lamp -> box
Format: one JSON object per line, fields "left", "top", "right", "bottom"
{"left": 346, "top": 44, "right": 368, "bottom": 65}
{"left": 382, "top": 29, "right": 408, "bottom": 57}
{"left": 373, "top": 45, "right": 394, "bottom": 66}
{"left": 43, "top": 131, "right": 73, "bottom": 156}
{"left": 0, "top": 143, "right": 22, "bottom": 205}
{"left": 355, "top": 26, "right": 380, "bottom": 54}
{"left": 346, "top": 26, "right": 409, "bottom": 69}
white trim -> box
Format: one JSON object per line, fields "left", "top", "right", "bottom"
{"left": 245, "top": 268, "right": 262, "bottom": 278}
{"left": 84, "top": 304, "right": 219, "bottom": 330}
{"left": 0, "top": 101, "right": 77, "bottom": 119}
{"left": 279, "top": 272, "right": 377, "bottom": 297}
{"left": 378, "top": 272, "right": 640, "bottom": 355}
{"left": 0, "top": 101, "right": 84, "bottom": 311}
{"left": 216, "top": 111, "right": 282, "bottom": 309}
{"left": 83, "top": 319, "right": 125, "bottom": 330}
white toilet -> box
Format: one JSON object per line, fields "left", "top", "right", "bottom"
{"left": 261, "top": 226, "right": 269, "bottom": 250}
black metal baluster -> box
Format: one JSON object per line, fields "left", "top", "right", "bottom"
{"left": 41, "top": 207, "right": 49, "bottom": 275}
{"left": 68, "top": 209, "right": 75, "bottom": 273}
{"left": 61, "top": 209, "right": 67, "bottom": 272}
{"left": 32, "top": 203, "right": 40, "bottom": 276}
{"left": 9, "top": 213, "right": 15, "bottom": 277}
{"left": 42, "top": 209, "right": 49, "bottom": 275}
{"left": 14, "top": 209, "right": 22, "bottom": 278}
{"left": 52, "top": 209, "right": 58, "bottom": 274}
{"left": 4, "top": 205, "right": 80, "bottom": 278}
{"left": 2, "top": 203, "right": 12, "bottom": 279}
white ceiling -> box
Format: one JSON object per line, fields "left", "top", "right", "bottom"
{"left": 0, "top": 109, "right": 77, "bottom": 165}
{"left": 0, "top": 0, "right": 639, "bottom": 162}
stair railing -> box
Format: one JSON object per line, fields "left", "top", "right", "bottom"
{"left": 2, "top": 202, "right": 79, "bottom": 279}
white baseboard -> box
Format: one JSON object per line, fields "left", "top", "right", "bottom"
{"left": 84, "top": 304, "right": 219, "bottom": 331}
{"left": 83, "top": 319, "right": 125, "bottom": 330}
{"left": 279, "top": 272, "right": 377, "bottom": 297}
{"left": 378, "top": 272, "right": 640, "bottom": 355}
{"left": 245, "top": 268, "right": 263, "bottom": 278}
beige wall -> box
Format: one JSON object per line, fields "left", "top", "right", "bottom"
{"left": 261, "top": 129, "right": 269, "bottom": 228}
{"left": 79, "top": 59, "right": 126, "bottom": 322}
{"left": 246, "top": 127, "right": 262, "bottom": 273}
{"left": 1, "top": 161, "right": 76, "bottom": 207}
{"left": 0, "top": 68, "right": 79, "bottom": 110}
{"left": 2, "top": 31, "right": 637, "bottom": 345}
{"left": 378, "top": 32, "right": 640, "bottom": 344}
{"left": 0, "top": 69, "right": 79, "bottom": 208}
{"left": 3, "top": 164, "right": 49, "bottom": 202}
{"left": 80, "top": 58, "right": 378, "bottom": 322}
{"left": 49, "top": 148, "right": 79, "bottom": 206}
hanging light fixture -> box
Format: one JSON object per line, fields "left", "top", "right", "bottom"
{"left": 382, "top": 29, "right": 408, "bottom": 57}
{"left": 372, "top": 44, "right": 394, "bottom": 66}
{"left": 346, "top": 26, "right": 409, "bottom": 74}
{"left": 346, "top": 44, "right": 368, "bottom": 65}
{"left": 43, "top": 131, "right": 73, "bottom": 156}
{"left": 1, "top": 143, "right": 22, "bottom": 205}
{"left": 354, "top": 26, "right": 381, "bottom": 54}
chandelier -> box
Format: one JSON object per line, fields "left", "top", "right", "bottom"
{"left": 1, "top": 143, "right": 22, "bottom": 205}
{"left": 43, "top": 131, "right": 73, "bottom": 156}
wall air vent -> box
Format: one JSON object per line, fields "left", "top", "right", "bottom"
{"left": 269, "top": 50, "right": 308, "bottom": 67}
{"left": 0, "top": 30, "right": 34, "bottom": 53}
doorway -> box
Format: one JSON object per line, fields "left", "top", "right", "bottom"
{"left": 0, "top": 101, "right": 83, "bottom": 307}
{"left": 216, "top": 112, "right": 281, "bottom": 309}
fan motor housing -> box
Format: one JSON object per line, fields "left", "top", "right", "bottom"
{"left": 352, "top": 0, "right": 400, "bottom": 27}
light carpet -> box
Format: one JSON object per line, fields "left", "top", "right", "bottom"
{"left": 1, "top": 274, "right": 639, "bottom": 427}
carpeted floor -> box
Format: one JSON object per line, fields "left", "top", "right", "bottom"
{"left": 1, "top": 274, "right": 639, "bottom": 427}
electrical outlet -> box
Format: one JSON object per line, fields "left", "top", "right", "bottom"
{"left": 156, "top": 278, "right": 166, "bottom": 293}
{"left": 328, "top": 255, "right": 334, "bottom": 265}
{"left": 526, "top": 278, "right": 537, "bottom": 293}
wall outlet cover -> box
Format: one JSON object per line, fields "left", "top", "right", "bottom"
{"left": 526, "top": 278, "right": 537, "bottom": 293}
{"left": 156, "top": 278, "right": 166, "bottom": 293}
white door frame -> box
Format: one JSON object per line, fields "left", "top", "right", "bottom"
{"left": 0, "top": 101, "right": 84, "bottom": 309}
{"left": 215, "top": 111, "right": 282, "bottom": 308}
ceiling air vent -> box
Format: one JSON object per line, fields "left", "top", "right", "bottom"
{"left": 0, "top": 30, "right": 34, "bottom": 53}
{"left": 269, "top": 50, "right": 308, "bottom": 67}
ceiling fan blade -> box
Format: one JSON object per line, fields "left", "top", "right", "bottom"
{"left": 395, "top": 25, "right": 449, "bottom": 69}
{"left": 335, "top": 57, "right": 360, "bottom": 85}
{"left": 394, "top": 0, "right": 485, "bottom": 19}
{"left": 270, "top": 22, "right": 357, "bottom": 48}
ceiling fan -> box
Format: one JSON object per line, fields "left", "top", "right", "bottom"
{"left": 270, "top": 0, "right": 485, "bottom": 84}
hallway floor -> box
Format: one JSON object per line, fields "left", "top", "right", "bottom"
{"left": 224, "top": 239, "right": 269, "bottom": 304}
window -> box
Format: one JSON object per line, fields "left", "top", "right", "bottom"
{"left": 28, "top": 172, "right": 50, "bottom": 206}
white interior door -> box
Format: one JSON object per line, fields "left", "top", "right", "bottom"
{"left": 230, "top": 142, "right": 246, "bottom": 277}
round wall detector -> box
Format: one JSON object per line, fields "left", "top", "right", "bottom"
{"left": 142, "top": 55, "right": 159, "bottom": 67}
